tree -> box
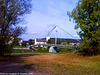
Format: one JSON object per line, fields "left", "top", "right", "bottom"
{"left": 61, "top": 42, "right": 67, "bottom": 45}
{"left": 22, "top": 41, "right": 27, "bottom": 47}
{"left": 14, "top": 38, "right": 23, "bottom": 46}
{"left": 67, "top": 41, "right": 70, "bottom": 44}
{"left": 68, "top": 0, "right": 100, "bottom": 55}
{"left": 0, "top": 0, "right": 32, "bottom": 55}
{"left": 57, "top": 39, "right": 62, "bottom": 44}
{"left": 47, "top": 39, "right": 52, "bottom": 44}
{"left": 28, "top": 39, "right": 34, "bottom": 45}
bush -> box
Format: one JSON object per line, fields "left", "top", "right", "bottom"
{"left": 34, "top": 47, "right": 49, "bottom": 53}
{"left": 78, "top": 38, "right": 100, "bottom": 56}
{"left": 59, "top": 48, "right": 76, "bottom": 53}
{"left": 0, "top": 44, "right": 13, "bottom": 56}
{"left": 22, "top": 41, "right": 27, "bottom": 47}
{"left": 37, "top": 46, "right": 42, "bottom": 52}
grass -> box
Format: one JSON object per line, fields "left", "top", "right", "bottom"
{"left": 12, "top": 49, "right": 32, "bottom": 53}
{"left": 1, "top": 47, "right": 100, "bottom": 75}
{"left": 12, "top": 47, "right": 77, "bottom": 55}
{"left": 0, "top": 52, "right": 100, "bottom": 75}
{"left": 23, "top": 53, "right": 100, "bottom": 75}
{"left": 33, "top": 48, "right": 49, "bottom": 53}
{"left": 13, "top": 46, "right": 23, "bottom": 48}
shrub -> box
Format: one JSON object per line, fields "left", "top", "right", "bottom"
{"left": 0, "top": 44, "right": 13, "bottom": 56}
{"left": 61, "top": 42, "right": 67, "bottom": 45}
{"left": 79, "top": 38, "right": 99, "bottom": 56}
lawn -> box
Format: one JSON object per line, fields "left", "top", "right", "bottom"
{"left": 0, "top": 52, "right": 100, "bottom": 75}
{"left": 12, "top": 47, "right": 77, "bottom": 54}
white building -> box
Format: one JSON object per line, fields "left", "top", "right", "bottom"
{"left": 34, "top": 38, "right": 47, "bottom": 45}
{"left": 7, "top": 35, "right": 14, "bottom": 44}
{"left": 19, "top": 39, "right": 23, "bottom": 46}
{"left": 46, "top": 35, "right": 50, "bottom": 41}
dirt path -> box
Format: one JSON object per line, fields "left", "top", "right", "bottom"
{"left": 0, "top": 61, "right": 53, "bottom": 75}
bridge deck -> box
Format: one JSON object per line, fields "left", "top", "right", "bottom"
{"left": 28, "top": 44, "right": 77, "bottom": 49}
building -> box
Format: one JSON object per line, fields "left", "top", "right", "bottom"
{"left": 34, "top": 38, "right": 47, "bottom": 45}
{"left": 18, "top": 39, "right": 23, "bottom": 46}
{"left": 34, "top": 35, "right": 81, "bottom": 46}
{"left": 46, "top": 35, "right": 50, "bottom": 41}
{"left": 7, "top": 35, "right": 14, "bottom": 44}
{"left": 34, "top": 38, "right": 47, "bottom": 47}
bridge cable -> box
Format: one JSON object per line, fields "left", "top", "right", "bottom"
{"left": 57, "top": 25, "right": 80, "bottom": 42}
{"left": 48, "top": 26, "right": 56, "bottom": 35}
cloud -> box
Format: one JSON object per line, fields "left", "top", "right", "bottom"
{"left": 21, "top": 0, "right": 80, "bottom": 40}
{"left": 73, "top": 35, "right": 79, "bottom": 38}
{"left": 30, "top": 32, "right": 38, "bottom": 34}
{"left": 26, "top": 32, "right": 39, "bottom": 35}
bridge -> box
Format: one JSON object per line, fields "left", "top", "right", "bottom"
{"left": 28, "top": 25, "right": 80, "bottom": 51}
{"left": 28, "top": 44, "right": 78, "bottom": 49}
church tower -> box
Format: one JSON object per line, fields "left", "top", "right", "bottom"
{"left": 46, "top": 33, "right": 50, "bottom": 41}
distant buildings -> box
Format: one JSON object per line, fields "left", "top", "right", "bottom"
{"left": 34, "top": 38, "right": 47, "bottom": 45}
{"left": 16, "top": 36, "right": 81, "bottom": 47}
{"left": 34, "top": 36, "right": 81, "bottom": 46}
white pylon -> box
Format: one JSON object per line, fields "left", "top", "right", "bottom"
{"left": 55, "top": 25, "right": 57, "bottom": 45}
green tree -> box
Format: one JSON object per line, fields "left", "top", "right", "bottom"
{"left": 57, "top": 39, "right": 62, "bottom": 44}
{"left": 22, "top": 41, "right": 27, "bottom": 47}
{"left": 67, "top": 41, "right": 70, "bottom": 44}
{"left": 47, "top": 39, "right": 52, "bottom": 44}
{"left": 28, "top": 39, "right": 34, "bottom": 45}
{"left": 61, "top": 42, "right": 67, "bottom": 45}
{"left": 68, "top": 0, "right": 100, "bottom": 55}
{"left": 0, "top": 0, "right": 32, "bottom": 55}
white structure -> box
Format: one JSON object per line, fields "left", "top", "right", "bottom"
{"left": 49, "top": 46, "right": 56, "bottom": 52}
{"left": 46, "top": 35, "right": 50, "bottom": 41}
{"left": 19, "top": 39, "right": 23, "bottom": 46}
{"left": 7, "top": 35, "right": 14, "bottom": 44}
{"left": 34, "top": 38, "right": 47, "bottom": 45}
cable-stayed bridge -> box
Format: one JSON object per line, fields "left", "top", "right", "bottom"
{"left": 28, "top": 25, "right": 80, "bottom": 50}
{"left": 29, "top": 44, "right": 78, "bottom": 49}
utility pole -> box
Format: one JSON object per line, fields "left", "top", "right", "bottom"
{"left": 55, "top": 25, "right": 57, "bottom": 45}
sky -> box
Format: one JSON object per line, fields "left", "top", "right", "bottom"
{"left": 21, "top": 0, "right": 80, "bottom": 41}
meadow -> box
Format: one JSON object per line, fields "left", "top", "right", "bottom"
{"left": 0, "top": 48, "right": 100, "bottom": 75}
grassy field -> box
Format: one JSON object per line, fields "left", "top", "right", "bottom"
{"left": 12, "top": 47, "right": 77, "bottom": 54}
{"left": 0, "top": 52, "right": 100, "bottom": 75}
{"left": 12, "top": 49, "right": 33, "bottom": 53}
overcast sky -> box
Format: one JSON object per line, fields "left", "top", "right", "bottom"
{"left": 21, "top": 0, "right": 80, "bottom": 40}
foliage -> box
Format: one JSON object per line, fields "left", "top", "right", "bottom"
{"left": 22, "top": 41, "right": 27, "bottom": 47}
{"left": 28, "top": 39, "right": 34, "bottom": 45}
{"left": 14, "top": 38, "right": 23, "bottom": 46}
{"left": 34, "top": 47, "right": 49, "bottom": 53}
{"left": 10, "top": 27, "right": 27, "bottom": 38}
{"left": 61, "top": 42, "right": 67, "bottom": 45}
{"left": 37, "top": 46, "right": 42, "bottom": 51}
{"left": 68, "top": 0, "right": 100, "bottom": 55}
{"left": 67, "top": 41, "right": 70, "bottom": 44}
{"left": 12, "top": 49, "right": 32, "bottom": 53}
{"left": 59, "top": 48, "right": 76, "bottom": 53}
{"left": 57, "top": 39, "right": 62, "bottom": 44}
{"left": 61, "top": 42, "right": 71, "bottom": 45}
{"left": 47, "top": 39, "right": 54, "bottom": 44}
{"left": 0, "top": 0, "right": 32, "bottom": 55}
{"left": 0, "top": 44, "right": 13, "bottom": 56}
{"left": 47, "top": 38, "right": 62, "bottom": 44}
